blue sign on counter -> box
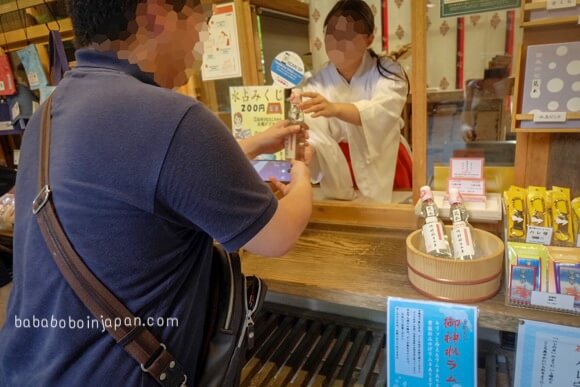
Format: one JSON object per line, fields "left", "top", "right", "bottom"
{"left": 387, "top": 297, "right": 478, "bottom": 387}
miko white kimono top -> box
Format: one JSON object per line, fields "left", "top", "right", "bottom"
{"left": 304, "top": 51, "right": 408, "bottom": 202}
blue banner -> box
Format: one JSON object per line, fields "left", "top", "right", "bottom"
{"left": 387, "top": 297, "right": 478, "bottom": 387}
{"left": 271, "top": 59, "right": 303, "bottom": 87}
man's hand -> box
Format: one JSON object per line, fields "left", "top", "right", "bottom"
{"left": 270, "top": 160, "right": 310, "bottom": 197}
{"left": 239, "top": 120, "right": 306, "bottom": 159}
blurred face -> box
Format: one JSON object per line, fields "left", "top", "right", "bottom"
{"left": 324, "top": 15, "right": 373, "bottom": 71}
{"left": 109, "top": 0, "right": 211, "bottom": 88}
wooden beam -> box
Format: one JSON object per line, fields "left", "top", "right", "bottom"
{"left": 411, "top": 0, "right": 427, "bottom": 202}
{"left": 0, "top": 18, "right": 73, "bottom": 51}
{"left": 0, "top": 0, "right": 56, "bottom": 16}
{"left": 235, "top": 0, "right": 259, "bottom": 85}
{"left": 311, "top": 201, "right": 418, "bottom": 230}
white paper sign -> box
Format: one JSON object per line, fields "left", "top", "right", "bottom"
{"left": 530, "top": 291, "right": 575, "bottom": 311}
{"left": 526, "top": 226, "right": 553, "bottom": 245}
{"left": 450, "top": 158, "right": 484, "bottom": 179}
{"left": 448, "top": 178, "right": 486, "bottom": 196}
{"left": 546, "top": 0, "right": 576, "bottom": 10}
{"left": 201, "top": 3, "right": 242, "bottom": 81}
{"left": 514, "top": 320, "right": 580, "bottom": 387}
{"left": 533, "top": 111, "right": 567, "bottom": 123}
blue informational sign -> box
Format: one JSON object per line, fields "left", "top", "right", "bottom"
{"left": 514, "top": 320, "right": 580, "bottom": 387}
{"left": 387, "top": 297, "right": 478, "bottom": 387}
{"left": 270, "top": 51, "right": 305, "bottom": 89}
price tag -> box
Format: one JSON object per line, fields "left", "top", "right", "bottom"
{"left": 546, "top": 0, "right": 576, "bottom": 10}
{"left": 532, "top": 111, "right": 567, "bottom": 123}
{"left": 13, "top": 149, "right": 19, "bottom": 166}
{"left": 11, "top": 102, "right": 20, "bottom": 120}
{"left": 525, "top": 226, "right": 553, "bottom": 245}
{"left": 26, "top": 71, "right": 40, "bottom": 88}
{"left": 530, "top": 291, "right": 575, "bottom": 311}
{"left": 450, "top": 158, "right": 484, "bottom": 179}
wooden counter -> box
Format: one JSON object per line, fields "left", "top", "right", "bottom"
{"left": 241, "top": 224, "right": 580, "bottom": 333}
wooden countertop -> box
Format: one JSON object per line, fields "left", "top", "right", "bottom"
{"left": 241, "top": 225, "right": 580, "bottom": 333}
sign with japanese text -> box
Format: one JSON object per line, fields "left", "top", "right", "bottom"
{"left": 514, "top": 320, "right": 580, "bottom": 387}
{"left": 201, "top": 3, "right": 242, "bottom": 81}
{"left": 441, "top": 0, "right": 521, "bottom": 18}
{"left": 387, "top": 298, "right": 478, "bottom": 387}
{"left": 229, "top": 86, "right": 285, "bottom": 160}
{"left": 450, "top": 158, "right": 484, "bottom": 179}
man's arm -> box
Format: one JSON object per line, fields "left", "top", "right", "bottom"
{"left": 242, "top": 161, "right": 312, "bottom": 256}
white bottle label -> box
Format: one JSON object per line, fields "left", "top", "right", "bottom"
{"left": 451, "top": 226, "right": 475, "bottom": 259}
{"left": 425, "top": 206, "right": 436, "bottom": 218}
{"left": 451, "top": 208, "right": 462, "bottom": 223}
{"left": 422, "top": 222, "right": 448, "bottom": 254}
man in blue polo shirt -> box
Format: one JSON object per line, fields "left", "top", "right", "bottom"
{"left": 0, "top": 1, "right": 312, "bottom": 385}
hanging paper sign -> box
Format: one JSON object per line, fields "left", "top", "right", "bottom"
{"left": 201, "top": 3, "right": 242, "bottom": 81}
{"left": 270, "top": 51, "right": 305, "bottom": 89}
{"left": 230, "top": 85, "right": 285, "bottom": 160}
{"left": 387, "top": 297, "right": 478, "bottom": 387}
{"left": 514, "top": 320, "right": 580, "bottom": 387}
{"left": 16, "top": 44, "right": 49, "bottom": 90}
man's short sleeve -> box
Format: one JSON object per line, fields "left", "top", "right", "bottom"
{"left": 155, "top": 103, "right": 277, "bottom": 251}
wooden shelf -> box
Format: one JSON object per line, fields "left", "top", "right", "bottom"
{"left": 523, "top": 0, "right": 580, "bottom": 11}
{"left": 521, "top": 16, "right": 579, "bottom": 28}
{"left": 521, "top": 0, "right": 580, "bottom": 28}
{"left": 0, "top": 17, "right": 73, "bottom": 50}
{"left": 516, "top": 113, "right": 580, "bottom": 120}
{"left": 515, "top": 113, "right": 580, "bottom": 131}
{"left": 513, "top": 127, "right": 580, "bottom": 133}
{"left": 0, "top": 0, "right": 57, "bottom": 16}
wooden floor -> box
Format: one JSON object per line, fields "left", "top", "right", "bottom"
{"left": 0, "top": 282, "right": 11, "bottom": 328}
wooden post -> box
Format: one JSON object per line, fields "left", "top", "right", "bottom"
{"left": 411, "top": 0, "right": 427, "bottom": 202}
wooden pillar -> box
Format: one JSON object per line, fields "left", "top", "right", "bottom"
{"left": 411, "top": 0, "right": 427, "bottom": 202}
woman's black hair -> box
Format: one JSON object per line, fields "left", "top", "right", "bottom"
{"left": 323, "top": 0, "right": 408, "bottom": 85}
{"left": 65, "top": 0, "right": 194, "bottom": 47}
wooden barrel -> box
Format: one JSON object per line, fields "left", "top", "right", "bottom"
{"left": 406, "top": 226, "right": 504, "bottom": 303}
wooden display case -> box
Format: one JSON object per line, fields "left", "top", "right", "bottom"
{"left": 519, "top": 0, "right": 580, "bottom": 28}
{"left": 513, "top": 0, "right": 580, "bottom": 196}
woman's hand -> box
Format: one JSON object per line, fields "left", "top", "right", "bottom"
{"left": 299, "top": 92, "right": 362, "bottom": 126}
{"left": 299, "top": 92, "right": 339, "bottom": 118}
